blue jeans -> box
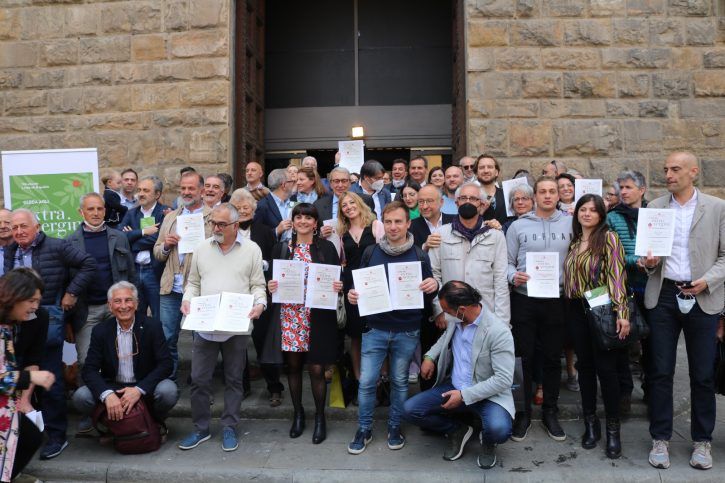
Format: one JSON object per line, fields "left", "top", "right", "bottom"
{"left": 358, "top": 328, "right": 419, "bottom": 431}
{"left": 159, "top": 292, "right": 184, "bottom": 378}
{"left": 403, "top": 382, "right": 512, "bottom": 444}
{"left": 40, "top": 305, "right": 67, "bottom": 443}
{"left": 136, "top": 264, "right": 161, "bottom": 319}
{"left": 647, "top": 280, "right": 719, "bottom": 441}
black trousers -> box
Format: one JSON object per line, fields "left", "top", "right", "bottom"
{"left": 243, "top": 304, "right": 284, "bottom": 395}
{"left": 510, "top": 292, "right": 565, "bottom": 415}
{"left": 568, "top": 299, "right": 623, "bottom": 418}
{"left": 11, "top": 414, "right": 42, "bottom": 480}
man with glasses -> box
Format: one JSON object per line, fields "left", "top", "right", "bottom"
{"left": 315, "top": 167, "right": 375, "bottom": 235}
{"left": 73, "top": 281, "right": 178, "bottom": 438}
{"left": 178, "top": 203, "right": 267, "bottom": 452}
{"left": 458, "top": 156, "right": 476, "bottom": 184}
{"left": 409, "top": 185, "right": 455, "bottom": 251}
{"left": 429, "top": 182, "right": 510, "bottom": 331}
{"left": 442, "top": 166, "right": 464, "bottom": 215}
{"left": 254, "top": 168, "right": 297, "bottom": 240}
{"left": 604, "top": 183, "right": 621, "bottom": 211}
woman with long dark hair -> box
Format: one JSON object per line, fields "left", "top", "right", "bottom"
{"left": 564, "top": 194, "right": 630, "bottom": 459}
{"left": 0, "top": 268, "right": 55, "bottom": 481}
{"left": 265, "top": 203, "right": 342, "bottom": 444}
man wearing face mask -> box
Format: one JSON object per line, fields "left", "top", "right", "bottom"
{"left": 66, "top": 192, "right": 136, "bottom": 432}
{"left": 350, "top": 160, "right": 391, "bottom": 221}
{"left": 638, "top": 152, "right": 725, "bottom": 471}
{"left": 403, "top": 280, "right": 514, "bottom": 469}
{"left": 428, "top": 183, "right": 510, "bottom": 331}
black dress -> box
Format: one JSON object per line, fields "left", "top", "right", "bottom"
{"left": 341, "top": 225, "right": 377, "bottom": 338}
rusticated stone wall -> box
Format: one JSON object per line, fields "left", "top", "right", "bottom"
{"left": 0, "top": 0, "right": 232, "bottom": 202}
{"left": 464, "top": 0, "right": 725, "bottom": 196}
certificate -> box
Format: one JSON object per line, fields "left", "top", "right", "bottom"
{"left": 176, "top": 212, "right": 206, "bottom": 254}
{"left": 388, "top": 261, "right": 423, "bottom": 310}
{"left": 352, "top": 265, "right": 393, "bottom": 317}
{"left": 182, "top": 292, "right": 254, "bottom": 335}
{"left": 305, "top": 263, "right": 341, "bottom": 310}
{"left": 323, "top": 219, "right": 342, "bottom": 257}
{"left": 574, "top": 179, "right": 602, "bottom": 203}
{"left": 181, "top": 294, "right": 219, "bottom": 332}
{"left": 502, "top": 177, "right": 530, "bottom": 217}
{"left": 525, "top": 252, "right": 560, "bottom": 298}
{"left": 272, "top": 260, "right": 306, "bottom": 304}
{"left": 338, "top": 140, "right": 364, "bottom": 175}
{"left": 634, "top": 208, "right": 675, "bottom": 256}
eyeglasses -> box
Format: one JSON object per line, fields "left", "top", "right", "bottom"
{"left": 512, "top": 197, "right": 531, "bottom": 203}
{"left": 210, "top": 221, "right": 235, "bottom": 228}
{"left": 457, "top": 196, "right": 481, "bottom": 203}
{"left": 330, "top": 179, "right": 349, "bottom": 184}
{"left": 605, "top": 192, "right": 617, "bottom": 198}
{"left": 417, "top": 199, "right": 438, "bottom": 206}
{"left": 115, "top": 331, "right": 139, "bottom": 360}
{"left": 461, "top": 165, "right": 473, "bottom": 171}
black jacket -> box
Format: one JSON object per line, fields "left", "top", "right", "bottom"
{"left": 408, "top": 214, "right": 455, "bottom": 248}
{"left": 14, "top": 306, "right": 49, "bottom": 370}
{"left": 81, "top": 314, "right": 173, "bottom": 400}
{"left": 482, "top": 186, "right": 508, "bottom": 225}
{"left": 3, "top": 232, "right": 97, "bottom": 307}
{"left": 103, "top": 188, "right": 128, "bottom": 228}
{"left": 249, "top": 223, "right": 276, "bottom": 280}
{"left": 119, "top": 202, "right": 169, "bottom": 281}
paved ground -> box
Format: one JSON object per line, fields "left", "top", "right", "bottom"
{"left": 21, "top": 335, "right": 723, "bottom": 482}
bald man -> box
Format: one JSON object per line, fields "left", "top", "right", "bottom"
{"left": 639, "top": 152, "right": 725, "bottom": 471}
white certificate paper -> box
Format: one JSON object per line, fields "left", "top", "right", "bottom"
{"left": 574, "top": 179, "right": 602, "bottom": 203}
{"left": 338, "top": 140, "right": 364, "bottom": 175}
{"left": 388, "top": 261, "right": 423, "bottom": 310}
{"left": 323, "top": 219, "right": 342, "bottom": 256}
{"left": 525, "top": 252, "right": 560, "bottom": 298}
{"left": 502, "top": 177, "right": 530, "bottom": 217}
{"left": 272, "top": 260, "right": 306, "bottom": 304}
{"left": 352, "top": 265, "right": 393, "bottom": 316}
{"left": 182, "top": 293, "right": 254, "bottom": 335}
{"left": 181, "top": 294, "right": 220, "bottom": 332}
{"left": 635, "top": 208, "right": 676, "bottom": 256}
{"left": 305, "top": 263, "right": 341, "bottom": 310}
{"left": 176, "top": 212, "right": 206, "bottom": 254}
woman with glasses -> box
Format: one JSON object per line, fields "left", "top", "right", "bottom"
{"left": 400, "top": 181, "right": 422, "bottom": 220}
{"left": 604, "top": 183, "right": 621, "bottom": 211}
{"left": 427, "top": 167, "right": 445, "bottom": 190}
{"left": 503, "top": 184, "right": 535, "bottom": 234}
{"left": 265, "top": 203, "right": 342, "bottom": 444}
{"left": 0, "top": 268, "right": 56, "bottom": 481}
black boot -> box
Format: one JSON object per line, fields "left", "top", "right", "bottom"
{"left": 605, "top": 418, "right": 621, "bottom": 459}
{"left": 312, "top": 413, "right": 327, "bottom": 444}
{"left": 289, "top": 408, "right": 305, "bottom": 438}
{"left": 581, "top": 414, "right": 601, "bottom": 450}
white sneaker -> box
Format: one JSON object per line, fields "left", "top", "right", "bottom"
{"left": 690, "top": 441, "right": 712, "bottom": 470}
{"left": 648, "top": 439, "right": 670, "bottom": 469}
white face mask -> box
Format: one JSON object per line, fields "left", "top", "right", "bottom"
{"left": 676, "top": 292, "right": 696, "bottom": 314}
{"left": 370, "top": 179, "right": 385, "bottom": 193}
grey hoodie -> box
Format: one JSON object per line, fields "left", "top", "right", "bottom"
{"left": 505, "top": 210, "right": 573, "bottom": 296}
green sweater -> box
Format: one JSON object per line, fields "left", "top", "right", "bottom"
{"left": 607, "top": 210, "right": 646, "bottom": 293}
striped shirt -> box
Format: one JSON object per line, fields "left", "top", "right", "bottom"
{"left": 116, "top": 323, "right": 136, "bottom": 384}
{"left": 564, "top": 231, "right": 629, "bottom": 320}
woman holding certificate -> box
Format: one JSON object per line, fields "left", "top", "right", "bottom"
{"left": 337, "top": 193, "right": 384, "bottom": 397}
{"left": 265, "top": 203, "right": 342, "bottom": 444}
{"left": 563, "top": 194, "right": 629, "bottom": 459}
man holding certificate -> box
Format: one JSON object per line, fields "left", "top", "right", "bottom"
{"left": 153, "top": 171, "right": 212, "bottom": 378}
{"left": 177, "top": 203, "right": 267, "bottom": 453}
{"left": 639, "top": 152, "right": 725, "bottom": 471}
{"left": 505, "top": 176, "right": 573, "bottom": 443}
{"left": 347, "top": 201, "right": 438, "bottom": 455}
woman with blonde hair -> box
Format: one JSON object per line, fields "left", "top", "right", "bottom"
{"left": 293, "top": 167, "right": 326, "bottom": 204}
{"left": 337, "top": 192, "right": 384, "bottom": 400}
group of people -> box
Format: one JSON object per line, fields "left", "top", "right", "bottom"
{"left": 0, "top": 150, "right": 723, "bottom": 480}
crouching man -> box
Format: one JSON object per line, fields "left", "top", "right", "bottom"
{"left": 402, "top": 280, "right": 514, "bottom": 469}
{"left": 73, "top": 281, "right": 178, "bottom": 431}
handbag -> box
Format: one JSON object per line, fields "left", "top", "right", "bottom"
{"left": 585, "top": 295, "right": 649, "bottom": 351}
{"left": 92, "top": 395, "right": 161, "bottom": 454}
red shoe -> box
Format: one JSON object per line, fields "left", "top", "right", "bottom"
{"left": 533, "top": 385, "right": 544, "bottom": 406}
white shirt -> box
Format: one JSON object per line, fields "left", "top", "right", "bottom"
{"left": 100, "top": 320, "right": 145, "bottom": 402}
{"left": 424, "top": 213, "right": 444, "bottom": 234}
{"left": 135, "top": 203, "right": 157, "bottom": 265}
{"left": 664, "top": 189, "right": 698, "bottom": 282}
{"left": 359, "top": 182, "right": 382, "bottom": 220}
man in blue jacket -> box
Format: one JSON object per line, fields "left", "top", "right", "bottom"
{"left": 5, "top": 208, "right": 96, "bottom": 460}
{"left": 120, "top": 176, "right": 169, "bottom": 319}
{"left": 346, "top": 201, "right": 438, "bottom": 454}
{"left": 350, "top": 160, "right": 391, "bottom": 221}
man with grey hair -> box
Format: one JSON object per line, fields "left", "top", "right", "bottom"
{"left": 120, "top": 176, "right": 169, "bottom": 320}
{"left": 350, "top": 160, "right": 391, "bottom": 220}
{"left": 179, "top": 203, "right": 267, "bottom": 452}
{"left": 5, "top": 207, "right": 96, "bottom": 459}
{"left": 74, "top": 281, "right": 177, "bottom": 432}
{"left": 0, "top": 208, "right": 13, "bottom": 276}
{"left": 458, "top": 156, "right": 476, "bottom": 184}
{"left": 254, "top": 168, "right": 296, "bottom": 240}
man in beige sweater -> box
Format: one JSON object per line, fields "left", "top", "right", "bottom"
{"left": 177, "top": 203, "right": 267, "bottom": 453}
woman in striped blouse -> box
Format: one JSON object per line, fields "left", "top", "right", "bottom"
{"left": 564, "top": 193, "right": 630, "bottom": 460}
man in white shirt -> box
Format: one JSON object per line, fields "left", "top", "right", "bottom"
{"left": 178, "top": 203, "right": 267, "bottom": 453}
{"left": 640, "top": 151, "right": 725, "bottom": 471}
{"left": 409, "top": 156, "right": 428, "bottom": 187}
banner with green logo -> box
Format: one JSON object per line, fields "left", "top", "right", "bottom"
{"left": 2, "top": 149, "right": 99, "bottom": 239}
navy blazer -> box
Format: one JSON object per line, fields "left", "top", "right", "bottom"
{"left": 408, "top": 214, "right": 456, "bottom": 248}
{"left": 81, "top": 314, "right": 173, "bottom": 400}
{"left": 254, "top": 193, "right": 285, "bottom": 231}
{"left": 119, "top": 202, "right": 169, "bottom": 280}
{"left": 349, "top": 183, "right": 391, "bottom": 219}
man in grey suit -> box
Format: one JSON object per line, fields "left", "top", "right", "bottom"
{"left": 640, "top": 152, "right": 725, "bottom": 471}
{"left": 403, "top": 280, "right": 514, "bottom": 470}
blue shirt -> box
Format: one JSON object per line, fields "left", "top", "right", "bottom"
{"left": 442, "top": 195, "right": 458, "bottom": 216}
{"left": 331, "top": 194, "right": 340, "bottom": 220}
{"left": 271, "top": 192, "right": 292, "bottom": 241}
{"left": 13, "top": 233, "right": 42, "bottom": 269}
{"left": 451, "top": 312, "right": 481, "bottom": 391}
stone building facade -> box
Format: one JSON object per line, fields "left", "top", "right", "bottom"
{"left": 0, "top": 0, "right": 723, "bottom": 200}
